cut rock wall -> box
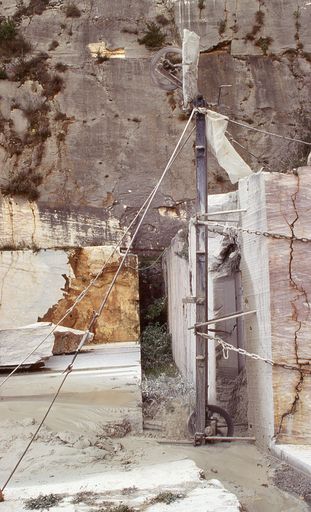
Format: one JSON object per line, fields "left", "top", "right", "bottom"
{"left": 1, "top": 1, "right": 309, "bottom": 250}
{"left": 0, "top": 247, "right": 140, "bottom": 343}
{"left": 239, "top": 168, "right": 311, "bottom": 446}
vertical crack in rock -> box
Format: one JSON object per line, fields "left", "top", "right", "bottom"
{"left": 29, "top": 202, "right": 37, "bottom": 249}
{"left": 277, "top": 173, "right": 308, "bottom": 435}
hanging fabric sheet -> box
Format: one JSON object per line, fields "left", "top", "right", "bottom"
{"left": 206, "top": 110, "right": 253, "bottom": 184}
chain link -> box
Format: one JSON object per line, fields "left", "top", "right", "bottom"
{"left": 197, "top": 332, "right": 311, "bottom": 375}
{"left": 205, "top": 222, "right": 311, "bottom": 244}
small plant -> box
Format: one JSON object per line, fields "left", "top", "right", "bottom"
{"left": 54, "top": 111, "right": 68, "bottom": 121}
{"left": 255, "top": 10, "right": 265, "bottom": 25}
{"left": 1, "top": 169, "right": 43, "bottom": 201}
{"left": 96, "top": 49, "right": 109, "bottom": 63}
{"left": 24, "top": 494, "right": 63, "bottom": 510}
{"left": 145, "top": 297, "right": 167, "bottom": 322}
{"left": 106, "top": 506, "right": 135, "bottom": 512}
{"left": 24, "top": 103, "right": 51, "bottom": 144}
{"left": 0, "top": 18, "right": 16, "bottom": 41}
{"left": 44, "top": 74, "right": 64, "bottom": 97}
{"left": 55, "top": 62, "right": 68, "bottom": 72}
{"left": 244, "top": 24, "right": 261, "bottom": 41}
{"left": 218, "top": 18, "right": 227, "bottom": 36}
{"left": 255, "top": 36, "right": 273, "bottom": 55}
{"left": 14, "top": 0, "right": 50, "bottom": 20}
{"left": 138, "top": 22, "right": 166, "bottom": 49}
{"left": 198, "top": 0, "right": 205, "bottom": 10}
{"left": 151, "top": 492, "right": 185, "bottom": 505}
{"left": 65, "top": 2, "right": 81, "bottom": 18}
{"left": 0, "top": 67, "right": 7, "bottom": 79}
{"left": 13, "top": 52, "right": 48, "bottom": 82}
{"left": 156, "top": 14, "right": 170, "bottom": 26}
{"left": 121, "top": 27, "right": 138, "bottom": 35}
{"left": 48, "top": 39, "right": 59, "bottom": 50}
{"left": 166, "top": 91, "right": 176, "bottom": 110}
{"left": 141, "top": 322, "right": 172, "bottom": 372}
{"left": 0, "top": 17, "right": 31, "bottom": 58}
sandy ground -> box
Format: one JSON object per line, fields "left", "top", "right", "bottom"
{"left": 0, "top": 416, "right": 309, "bottom": 511}
{"left": 0, "top": 373, "right": 310, "bottom": 511}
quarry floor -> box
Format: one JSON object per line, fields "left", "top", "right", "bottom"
{"left": 0, "top": 420, "right": 309, "bottom": 512}
{"left": 0, "top": 379, "right": 311, "bottom": 512}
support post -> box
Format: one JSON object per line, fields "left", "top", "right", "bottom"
{"left": 194, "top": 95, "right": 208, "bottom": 435}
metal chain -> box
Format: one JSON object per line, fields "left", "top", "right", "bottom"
{"left": 204, "top": 222, "right": 311, "bottom": 244}
{"left": 198, "top": 332, "right": 311, "bottom": 375}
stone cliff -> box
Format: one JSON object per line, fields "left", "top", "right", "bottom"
{"left": 0, "top": 0, "right": 310, "bottom": 250}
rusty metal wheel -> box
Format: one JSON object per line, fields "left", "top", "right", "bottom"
{"left": 187, "top": 405, "right": 234, "bottom": 438}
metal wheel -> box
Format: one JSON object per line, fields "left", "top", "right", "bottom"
{"left": 150, "top": 46, "right": 182, "bottom": 91}
{"left": 187, "top": 405, "right": 234, "bottom": 438}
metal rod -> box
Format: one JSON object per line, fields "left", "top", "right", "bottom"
{"left": 197, "top": 219, "right": 240, "bottom": 224}
{"left": 189, "top": 310, "right": 257, "bottom": 330}
{"left": 158, "top": 436, "right": 256, "bottom": 445}
{"left": 198, "top": 209, "right": 247, "bottom": 217}
{"left": 194, "top": 95, "right": 208, "bottom": 437}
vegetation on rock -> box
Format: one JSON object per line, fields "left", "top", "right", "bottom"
{"left": 1, "top": 169, "right": 43, "bottom": 201}
{"left": 65, "top": 3, "right": 81, "bottom": 18}
{"left": 138, "top": 22, "right": 166, "bottom": 49}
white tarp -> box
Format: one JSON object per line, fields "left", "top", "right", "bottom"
{"left": 182, "top": 29, "right": 200, "bottom": 108}
{"left": 206, "top": 110, "right": 253, "bottom": 184}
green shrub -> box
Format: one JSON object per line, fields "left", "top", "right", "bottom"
{"left": 55, "top": 62, "right": 68, "bottom": 72}
{"left": 256, "top": 36, "right": 273, "bottom": 55}
{"left": 151, "top": 492, "right": 185, "bottom": 505}
{"left": 24, "top": 494, "right": 63, "bottom": 510}
{"left": 96, "top": 49, "right": 109, "bottom": 63}
{"left": 13, "top": 54, "right": 64, "bottom": 98}
{"left": 65, "top": 3, "right": 81, "bottom": 18}
{"left": 0, "top": 67, "right": 7, "bottom": 79}
{"left": 1, "top": 169, "right": 43, "bottom": 201}
{"left": 0, "top": 19, "right": 16, "bottom": 41}
{"left": 141, "top": 322, "right": 172, "bottom": 371}
{"left": 14, "top": 0, "right": 50, "bottom": 20}
{"left": 138, "top": 22, "right": 166, "bottom": 49}
{"left": 0, "top": 17, "right": 31, "bottom": 58}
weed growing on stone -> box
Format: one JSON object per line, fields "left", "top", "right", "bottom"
{"left": 218, "top": 18, "right": 227, "bottom": 36}
{"left": 138, "top": 22, "right": 166, "bottom": 49}
{"left": 156, "top": 14, "right": 170, "bottom": 26}
{"left": 255, "top": 36, "right": 273, "bottom": 55}
{"left": 0, "top": 19, "right": 16, "bottom": 41}
{"left": 55, "top": 62, "right": 68, "bottom": 72}
{"left": 13, "top": 53, "right": 64, "bottom": 98}
{"left": 141, "top": 322, "right": 172, "bottom": 372}
{"left": 14, "top": 0, "right": 50, "bottom": 20}
{"left": 65, "top": 3, "right": 81, "bottom": 18}
{"left": 24, "top": 494, "right": 64, "bottom": 510}
{"left": 1, "top": 169, "right": 43, "bottom": 201}
{"left": 0, "top": 18, "right": 31, "bottom": 58}
{"left": 0, "top": 67, "right": 7, "bottom": 79}
{"left": 150, "top": 491, "right": 185, "bottom": 505}
{"left": 197, "top": 0, "right": 205, "bottom": 11}
{"left": 96, "top": 49, "right": 109, "bottom": 63}
{"left": 48, "top": 39, "right": 59, "bottom": 51}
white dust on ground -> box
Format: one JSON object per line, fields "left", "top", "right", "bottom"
{"left": 0, "top": 373, "right": 309, "bottom": 511}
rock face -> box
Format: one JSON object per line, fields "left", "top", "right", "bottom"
{"left": 1, "top": 0, "right": 309, "bottom": 250}
{"left": 0, "top": 247, "right": 140, "bottom": 343}
{"left": 240, "top": 168, "right": 311, "bottom": 446}
{"left": 0, "top": 322, "right": 93, "bottom": 368}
